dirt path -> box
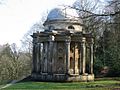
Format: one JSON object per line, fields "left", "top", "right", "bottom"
{"left": 0, "top": 80, "right": 17, "bottom": 89}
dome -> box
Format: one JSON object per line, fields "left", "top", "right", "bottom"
{"left": 47, "top": 7, "right": 79, "bottom": 20}
{"left": 43, "top": 7, "right": 83, "bottom": 32}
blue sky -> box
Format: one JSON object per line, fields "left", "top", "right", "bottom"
{"left": 0, "top": 0, "right": 105, "bottom": 47}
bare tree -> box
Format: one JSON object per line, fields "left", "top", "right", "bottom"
{"left": 21, "top": 21, "right": 44, "bottom": 59}
{"left": 0, "top": 43, "right": 32, "bottom": 84}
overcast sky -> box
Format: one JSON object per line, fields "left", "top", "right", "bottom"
{"left": 0, "top": 0, "right": 77, "bottom": 46}
{"left": 0, "top": 0, "right": 105, "bottom": 47}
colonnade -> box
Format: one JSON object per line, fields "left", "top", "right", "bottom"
{"left": 32, "top": 35, "right": 94, "bottom": 76}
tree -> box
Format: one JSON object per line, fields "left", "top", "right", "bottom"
{"left": 72, "top": 0, "right": 108, "bottom": 76}
{"left": 103, "top": 0, "right": 120, "bottom": 76}
{"left": 66, "top": 0, "right": 120, "bottom": 76}
{"left": 0, "top": 43, "right": 32, "bottom": 84}
{"left": 94, "top": 0, "right": 120, "bottom": 76}
{"left": 21, "top": 22, "right": 44, "bottom": 55}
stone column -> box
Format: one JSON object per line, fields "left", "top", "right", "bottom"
{"left": 90, "top": 39, "right": 94, "bottom": 74}
{"left": 48, "top": 35, "right": 54, "bottom": 73}
{"left": 44, "top": 42, "right": 48, "bottom": 73}
{"left": 42, "top": 42, "right": 48, "bottom": 73}
{"left": 65, "top": 39, "right": 70, "bottom": 74}
{"left": 38, "top": 43, "right": 41, "bottom": 74}
{"left": 74, "top": 43, "right": 79, "bottom": 74}
{"left": 41, "top": 42, "right": 44, "bottom": 73}
{"left": 52, "top": 41, "right": 57, "bottom": 73}
{"left": 32, "top": 35, "right": 38, "bottom": 73}
{"left": 36, "top": 43, "right": 40, "bottom": 73}
{"left": 79, "top": 43, "right": 82, "bottom": 74}
{"left": 73, "top": 43, "right": 75, "bottom": 74}
{"left": 32, "top": 42, "right": 36, "bottom": 73}
{"left": 82, "top": 37, "right": 86, "bottom": 74}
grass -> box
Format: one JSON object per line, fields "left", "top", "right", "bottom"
{"left": 1, "top": 78, "right": 120, "bottom": 90}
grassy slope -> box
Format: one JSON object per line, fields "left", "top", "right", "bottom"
{"left": 1, "top": 78, "right": 120, "bottom": 90}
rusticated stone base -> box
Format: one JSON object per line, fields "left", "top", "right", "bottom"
{"left": 31, "top": 73, "right": 94, "bottom": 82}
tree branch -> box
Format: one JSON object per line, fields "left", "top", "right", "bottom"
{"left": 65, "top": 5, "right": 120, "bottom": 19}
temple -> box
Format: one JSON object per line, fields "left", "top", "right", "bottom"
{"left": 31, "top": 7, "right": 94, "bottom": 81}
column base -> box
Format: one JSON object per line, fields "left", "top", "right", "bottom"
{"left": 31, "top": 73, "right": 94, "bottom": 82}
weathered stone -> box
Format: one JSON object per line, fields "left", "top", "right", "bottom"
{"left": 31, "top": 7, "right": 94, "bottom": 82}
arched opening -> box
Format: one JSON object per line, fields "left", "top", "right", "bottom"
{"left": 68, "top": 25, "right": 75, "bottom": 30}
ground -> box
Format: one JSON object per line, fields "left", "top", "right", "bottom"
{"left": 1, "top": 77, "right": 120, "bottom": 90}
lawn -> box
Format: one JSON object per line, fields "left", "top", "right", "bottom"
{"left": 1, "top": 78, "right": 120, "bottom": 90}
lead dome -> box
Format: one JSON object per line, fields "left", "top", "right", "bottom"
{"left": 43, "top": 7, "right": 83, "bottom": 32}
{"left": 47, "top": 8, "right": 79, "bottom": 20}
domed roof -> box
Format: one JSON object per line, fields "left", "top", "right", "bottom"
{"left": 47, "top": 7, "right": 79, "bottom": 20}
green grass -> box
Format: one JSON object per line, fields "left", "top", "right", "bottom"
{"left": 1, "top": 78, "right": 120, "bottom": 90}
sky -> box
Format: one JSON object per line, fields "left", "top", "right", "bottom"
{"left": 0, "top": 0, "right": 76, "bottom": 47}
{"left": 0, "top": 0, "right": 105, "bottom": 47}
